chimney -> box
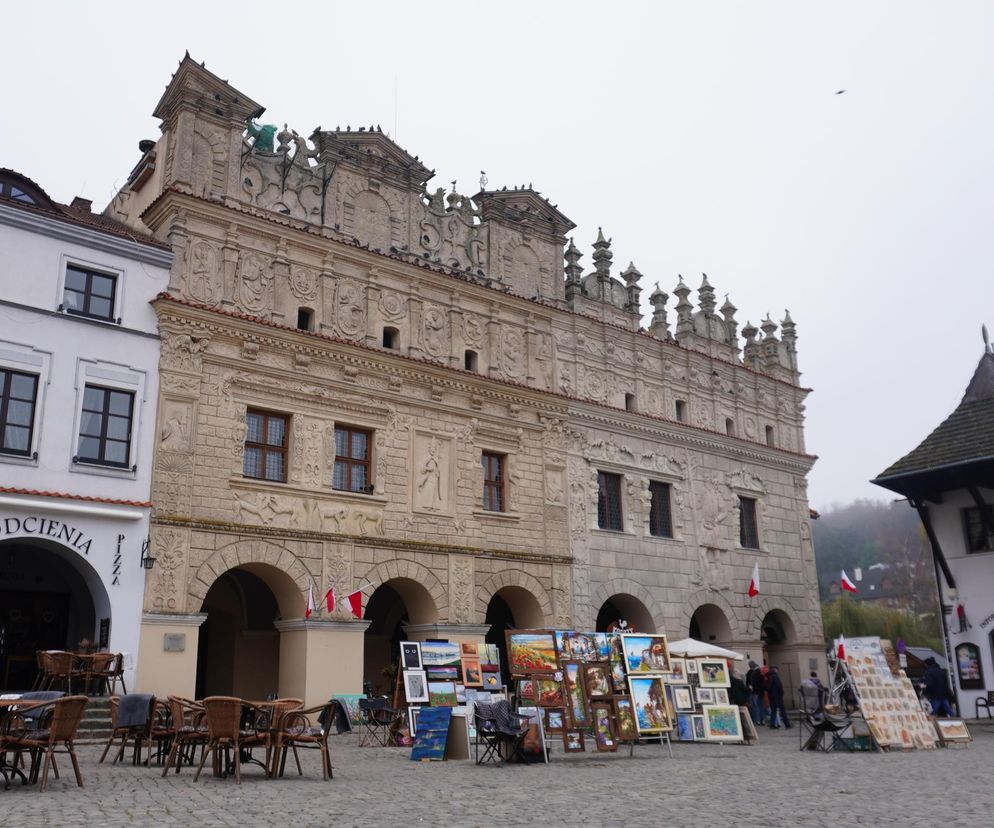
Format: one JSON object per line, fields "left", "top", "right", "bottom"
{"left": 854, "top": 567, "right": 863, "bottom": 582}
{"left": 70, "top": 196, "right": 92, "bottom": 212}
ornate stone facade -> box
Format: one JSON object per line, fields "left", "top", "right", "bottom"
{"left": 112, "top": 56, "right": 822, "bottom": 701}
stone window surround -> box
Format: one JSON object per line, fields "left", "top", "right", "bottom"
{"left": 481, "top": 450, "right": 506, "bottom": 513}
{"left": 244, "top": 407, "right": 290, "bottom": 484}
{"left": 69, "top": 358, "right": 146, "bottom": 480}
{"left": 596, "top": 470, "right": 624, "bottom": 533}
{"left": 56, "top": 253, "right": 125, "bottom": 326}
{"left": 333, "top": 423, "right": 373, "bottom": 494}
{"left": 473, "top": 438, "right": 520, "bottom": 521}
{"left": 648, "top": 479, "right": 674, "bottom": 540}
{"left": 0, "top": 340, "right": 51, "bottom": 467}
{"left": 737, "top": 495, "right": 761, "bottom": 551}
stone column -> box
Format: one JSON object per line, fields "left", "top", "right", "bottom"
{"left": 274, "top": 618, "right": 370, "bottom": 708}
{"left": 135, "top": 612, "right": 207, "bottom": 699}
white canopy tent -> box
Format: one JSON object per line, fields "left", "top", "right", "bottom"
{"left": 667, "top": 637, "right": 745, "bottom": 661}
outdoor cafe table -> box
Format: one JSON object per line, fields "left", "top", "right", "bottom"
{"left": 203, "top": 699, "right": 301, "bottom": 780}
{"left": 0, "top": 698, "right": 43, "bottom": 790}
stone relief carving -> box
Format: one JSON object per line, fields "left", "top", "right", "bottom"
{"left": 588, "top": 435, "right": 635, "bottom": 463}
{"left": 415, "top": 435, "right": 445, "bottom": 512}
{"left": 449, "top": 556, "right": 474, "bottom": 624}
{"left": 461, "top": 314, "right": 485, "bottom": 349}
{"left": 501, "top": 328, "right": 524, "bottom": 378}
{"left": 553, "top": 565, "right": 573, "bottom": 629}
{"left": 727, "top": 469, "right": 766, "bottom": 494}
{"left": 378, "top": 291, "right": 407, "bottom": 321}
{"left": 161, "top": 332, "right": 209, "bottom": 373}
{"left": 241, "top": 146, "right": 323, "bottom": 222}
{"left": 336, "top": 279, "right": 367, "bottom": 338}
{"left": 187, "top": 240, "right": 221, "bottom": 305}
{"left": 153, "top": 451, "right": 193, "bottom": 514}
{"left": 317, "top": 504, "right": 385, "bottom": 536}
{"left": 159, "top": 403, "right": 192, "bottom": 452}
{"left": 349, "top": 190, "right": 393, "bottom": 251}
{"left": 692, "top": 474, "right": 732, "bottom": 590}
{"left": 149, "top": 529, "right": 186, "bottom": 611}
{"left": 233, "top": 490, "right": 295, "bottom": 526}
{"left": 583, "top": 370, "right": 606, "bottom": 401}
{"left": 694, "top": 399, "right": 714, "bottom": 430}
{"left": 421, "top": 304, "right": 449, "bottom": 359}
{"left": 544, "top": 466, "right": 565, "bottom": 505}
{"left": 239, "top": 252, "right": 274, "bottom": 313}
{"left": 288, "top": 266, "right": 318, "bottom": 302}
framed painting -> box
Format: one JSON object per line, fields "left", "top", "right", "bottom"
{"left": 408, "top": 706, "right": 421, "bottom": 736}
{"left": 686, "top": 658, "right": 699, "bottom": 675}
{"left": 593, "top": 632, "right": 613, "bottom": 660}
{"left": 628, "top": 675, "right": 672, "bottom": 734}
{"left": 482, "top": 673, "right": 503, "bottom": 690}
{"left": 621, "top": 633, "right": 670, "bottom": 674}
{"left": 403, "top": 669, "right": 429, "bottom": 704}
{"left": 583, "top": 661, "right": 613, "bottom": 698}
{"left": 422, "top": 641, "right": 461, "bottom": 678}
{"left": 672, "top": 685, "right": 695, "bottom": 712}
{"left": 461, "top": 657, "right": 483, "bottom": 687}
{"left": 562, "top": 632, "right": 598, "bottom": 662}
{"left": 563, "top": 729, "right": 585, "bottom": 753}
{"left": 695, "top": 687, "right": 715, "bottom": 705}
{"left": 702, "top": 704, "right": 744, "bottom": 742}
{"left": 400, "top": 641, "right": 423, "bottom": 671}
{"left": 590, "top": 701, "right": 618, "bottom": 752}
{"left": 697, "top": 659, "right": 731, "bottom": 689}
{"left": 563, "top": 661, "right": 590, "bottom": 726}
{"left": 613, "top": 697, "right": 638, "bottom": 742}
{"left": 676, "top": 713, "right": 695, "bottom": 741}
{"left": 714, "top": 688, "right": 730, "bottom": 705}
{"left": 934, "top": 718, "right": 971, "bottom": 743}
{"left": 460, "top": 642, "right": 479, "bottom": 657}
{"left": 427, "top": 681, "right": 457, "bottom": 707}
{"left": 955, "top": 643, "right": 984, "bottom": 690}
{"left": 668, "top": 658, "right": 687, "bottom": 683}
{"left": 536, "top": 678, "right": 564, "bottom": 707}
{"left": 517, "top": 679, "right": 536, "bottom": 702}
{"left": 544, "top": 707, "right": 565, "bottom": 734}
{"left": 506, "top": 631, "right": 559, "bottom": 675}
{"left": 426, "top": 665, "right": 459, "bottom": 680}
{"left": 610, "top": 660, "right": 628, "bottom": 693}
{"left": 480, "top": 643, "right": 501, "bottom": 672}
{"left": 691, "top": 714, "right": 706, "bottom": 741}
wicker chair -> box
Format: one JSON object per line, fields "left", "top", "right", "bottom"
{"left": 273, "top": 702, "right": 335, "bottom": 780}
{"left": 30, "top": 651, "right": 47, "bottom": 691}
{"left": 160, "top": 696, "right": 208, "bottom": 776}
{"left": 42, "top": 652, "right": 75, "bottom": 693}
{"left": 80, "top": 653, "right": 116, "bottom": 696}
{"left": 4, "top": 695, "right": 88, "bottom": 792}
{"left": 99, "top": 695, "right": 157, "bottom": 765}
{"left": 194, "top": 697, "right": 272, "bottom": 784}
{"left": 92, "top": 654, "right": 127, "bottom": 695}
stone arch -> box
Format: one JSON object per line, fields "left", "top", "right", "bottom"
{"left": 689, "top": 603, "right": 734, "bottom": 643}
{"left": 188, "top": 538, "right": 312, "bottom": 618}
{"left": 679, "top": 589, "right": 741, "bottom": 639}
{"left": 751, "top": 596, "right": 804, "bottom": 642}
{"left": 357, "top": 558, "right": 446, "bottom": 624}
{"left": 475, "top": 569, "right": 552, "bottom": 627}
{"left": 342, "top": 181, "right": 402, "bottom": 251}
{"left": 591, "top": 578, "right": 664, "bottom": 633}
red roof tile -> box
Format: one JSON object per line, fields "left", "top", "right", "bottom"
{"left": 0, "top": 486, "right": 152, "bottom": 508}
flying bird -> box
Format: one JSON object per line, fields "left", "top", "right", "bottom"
{"left": 835, "top": 90, "right": 846, "bottom": 95}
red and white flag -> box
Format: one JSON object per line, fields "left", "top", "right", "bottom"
{"left": 748, "top": 561, "right": 760, "bottom": 598}
{"left": 305, "top": 580, "right": 315, "bottom": 619}
{"left": 325, "top": 587, "right": 336, "bottom": 614}
{"left": 837, "top": 634, "right": 846, "bottom": 661}
{"left": 840, "top": 570, "right": 858, "bottom": 593}
{"left": 346, "top": 590, "right": 363, "bottom": 619}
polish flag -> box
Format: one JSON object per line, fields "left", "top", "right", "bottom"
{"left": 748, "top": 562, "right": 760, "bottom": 598}
{"left": 325, "top": 587, "right": 336, "bottom": 613}
{"left": 305, "top": 580, "right": 315, "bottom": 619}
{"left": 837, "top": 635, "right": 846, "bottom": 661}
{"left": 840, "top": 570, "right": 858, "bottom": 593}
{"left": 346, "top": 590, "right": 363, "bottom": 619}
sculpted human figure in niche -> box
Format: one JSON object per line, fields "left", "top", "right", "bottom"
{"left": 160, "top": 408, "right": 191, "bottom": 451}
{"left": 417, "top": 437, "right": 443, "bottom": 511}
{"left": 422, "top": 305, "right": 448, "bottom": 358}
{"left": 188, "top": 241, "right": 219, "bottom": 305}
{"left": 239, "top": 253, "right": 272, "bottom": 312}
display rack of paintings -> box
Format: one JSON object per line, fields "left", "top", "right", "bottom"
{"left": 836, "top": 636, "right": 938, "bottom": 751}
{"left": 662, "top": 656, "right": 748, "bottom": 743}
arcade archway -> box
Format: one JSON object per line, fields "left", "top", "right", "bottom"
{"left": 689, "top": 603, "right": 733, "bottom": 644}
{"left": 596, "top": 593, "right": 656, "bottom": 633}
{"left": 761, "top": 608, "right": 798, "bottom": 696}
{"left": 485, "top": 586, "right": 546, "bottom": 688}
{"left": 363, "top": 577, "right": 438, "bottom": 694}
{"left": 0, "top": 537, "right": 110, "bottom": 690}
{"left": 195, "top": 563, "right": 297, "bottom": 699}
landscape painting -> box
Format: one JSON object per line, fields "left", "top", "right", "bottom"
{"left": 427, "top": 681, "right": 457, "bottom": 707}
{"left": 702, "top": 704, "right": 743, "bottom": 742}
{"left": 628, "top": 675, "right": 672, "bottom": 734}
{"left": 614, "top": 697, "right": 637, "bottom": 741}
{"left": 421, "top": 641, "right": 461, "bottom": 670}
{"left": 677, "top": 713, "right": 695, "bottom": 741}
{"left": 506, "top": 631, "right": 559, "bottom": 675}
{"left": 621, "top": 634, "right": 670, "bottom": 674}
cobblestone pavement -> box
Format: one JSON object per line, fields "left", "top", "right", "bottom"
{"left": 2, "top": 725, "right": 992, "bottom": 827}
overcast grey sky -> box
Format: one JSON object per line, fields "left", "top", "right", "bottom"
{"left": 3, "top": 1, "right": 992, "bottom": 511}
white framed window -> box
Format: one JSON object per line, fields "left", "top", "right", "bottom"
{"left": 0, "top": 341, "right": 51, "bottom": 465}
{"left": 70, "top": 359, "right": 146, "bottom": 477}
{"left": 57, "top": 255, "right": 125, "bottom": 324}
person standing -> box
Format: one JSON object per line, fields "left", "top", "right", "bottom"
{"left": 747, "top": 660, "right": 768, "bottom": 726}
{"left": 768, "top": 666, "right": 791, "bottom": 729}
{"left": 923, "top": 657, "right": 954, "bottom": 717}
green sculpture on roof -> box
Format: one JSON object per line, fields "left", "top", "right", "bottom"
{"left": 245, "top": 119, "right": 278, "bottom": 153}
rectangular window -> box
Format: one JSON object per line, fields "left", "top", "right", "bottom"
{"left": 243, "top": 409, "right": 288, "bottom": 482}
{"left": 739, "top": 496, "right": 760, "bottom": 549}
{"left": 482, "top": 452, "right": 505, "bottom": 512}
{"left": 63, "top": 265, "right": 117, "bottom": 321}
{"left": 333, "top": 425, "right": 372, "bottom": 493}
{"left": 597, "top": 472, "right": 623, "bottom": 531}
{"left": 964, "top": 506, "right": 994, "bottom": 553}
{"left": 648, "top": 481, "right": 673, "bottom": 538}
{"left": 675, "top": 400, "right": 687, "bottom": 422}
{"left": 77, "top": 385, "right": 134, "bottom": 467}
{"left": 0, "top": 369, "right": 38, "bottom": 456}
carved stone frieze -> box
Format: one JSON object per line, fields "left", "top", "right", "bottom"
{"left": 148, "top": 528, "right": 188, "bottom": 612}
{"left": 449, "top": 556, "right": 474, "bottom": 624}
{"left": 161, "top": 331, "right": 210, "bottom": 374}
{"left": 233, "top": 490, "right": 295, "bottom": 527}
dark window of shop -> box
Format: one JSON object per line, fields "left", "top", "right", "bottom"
{"left": 597, "top": 472, "right": 623, "bottom": 531}
{"left": 648, "top": 481, "right": 673, "bottom": 538}
{"left": 63, "top": 265, "right": 117, "bottom": 322}
{"left": 0, "top": 369, "right": 38, "bottom": 456}
{"left": 739, "top": 496, "right": 760, "bottom": 549}
{"left": 333, "top": 425, "right": 372, "bottom": 493}
{"left": 964, "top": 506, "right": 994, "bottom": 553}
{"left": 76, "top": 385, "right": 134, "bottom": 467}
{"left": 482, "top": 452, "right": 505, "bottom": 512}
{"left": 243, "top": 409, "right": 288, "bottom": 482}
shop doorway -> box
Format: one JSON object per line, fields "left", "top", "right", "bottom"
{"left": 595, "top": 593, "right": 655, "bottom": 633}
{"left": 363, "top": 578, "right": 438, "bottom": 695}
{"left": 689, "top": 604, "right": 733, "bottom": 644}
{"left": 196, "top": 565, "right": 288, "bottom": 699}
{"left": 0, "top": 538, "right": 110, "bottom": 690}
{"left": 485, "top": 586, "right": 545, "bottom": 689}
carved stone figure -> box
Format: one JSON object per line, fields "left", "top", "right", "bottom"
{"left": 336, "top": 280, "right": 366, "bottom": 338}
{"left": 187, "top": 241, "right": 221, "bottom": 305}
{"left": 160, "top": 406, "right": 191, "bottom": 451}
{"left": 501, "top": 328, "right": 524, "bottom": 378}
{"left": 239, "top": 252, "right": 273, "bottom": 312}
{"left": 697, "top": 475, "right": 730, "bottom": 552}
{"left": 149, "top": 530, "right": 186, "bottom": 611}
{"left": 417, "top": 437, "right": 443, "bottom": 511}
{"left": 162, "top": 333, "right": 209, "bottom": 373}
{"left": 233, "top": 490, "right": 294, "bottom": 526}
{"left": 421, "top": 304, "right": 448, "bottom": 358}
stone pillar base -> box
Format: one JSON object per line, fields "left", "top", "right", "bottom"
{"left": 135, "top": 612, "right": 207, "bottom": 699}
{"left": 274, "top": 618, "right": 371, "bottom": 708}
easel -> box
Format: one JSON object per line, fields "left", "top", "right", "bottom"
{"left": 629, "top": 732, "right": 673, "bottom": 758}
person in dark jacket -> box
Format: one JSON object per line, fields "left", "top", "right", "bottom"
{"left": 729, "top": 666, "right": 750, "bottom": 707}
{"left": 747, "top": 660, "right": 768, "bottom": 725}
{"left": 923, "top": 657, "right": 954, "bottom": 717}
{"left": 767, "top": 666, "right": 791, "bottom": 729}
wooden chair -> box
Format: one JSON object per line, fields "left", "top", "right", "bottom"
{"left": 30, "top": 651, "right": 47, "bottom": 691}
{"left": 42, "top": 652, "right": 75, "bottom": 693}
{"left": 81, "top": 653, "right": 116, "bottom": 696}
{"left": 93, "top": 654, "right": 127, "bottom": 695}
{"left": 273, "top": 702, "right": 334, "bottom": 780}
{"left": 160, "top": 696, "right": 208, "bottom": 776}
{"left": 4, "top": 695, "right": 88, "bottom": 792}
{"left": 99, "top": 695, "right": 157, "bottom": 765}
{"left": 194, "top": 697, "right": 272, "bottom": 784}
{"left": 975, "top": 691, "right": 994, "bottom": 719}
